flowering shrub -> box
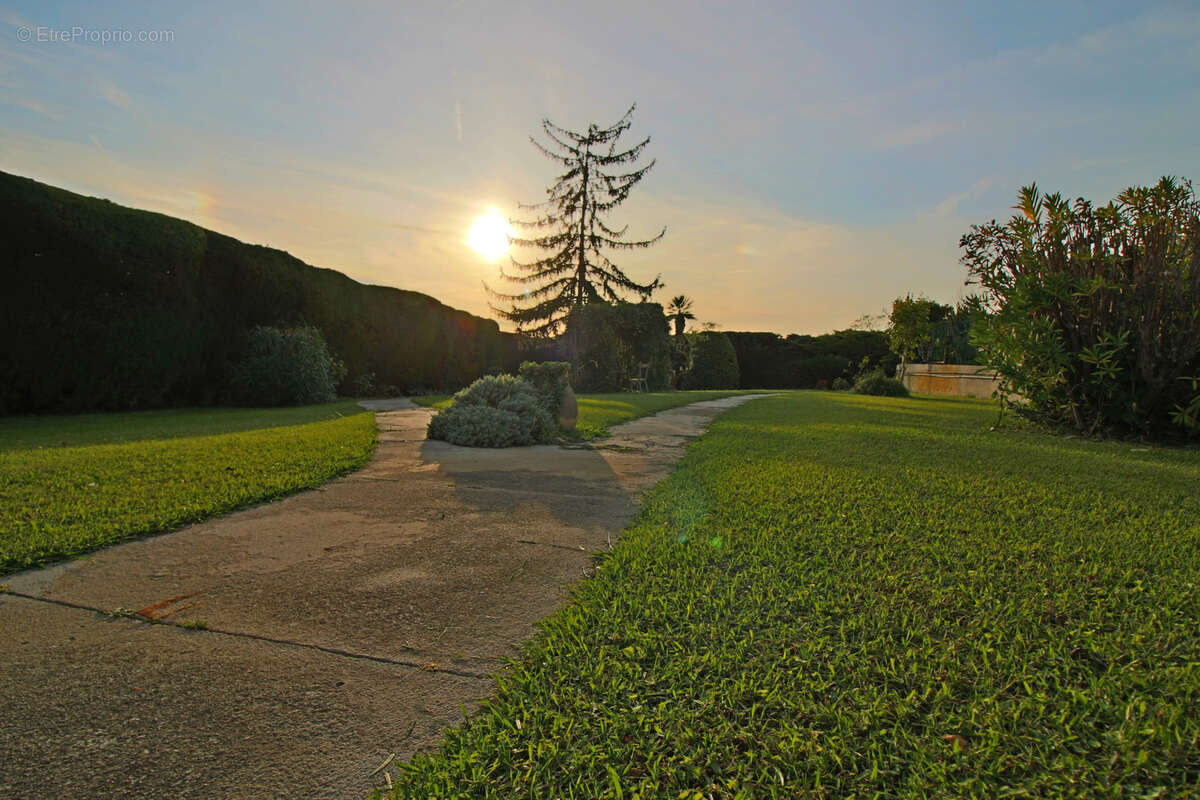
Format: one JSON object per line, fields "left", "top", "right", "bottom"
{"left": 963, "top": 178, "right": 1200, "bottom": 437}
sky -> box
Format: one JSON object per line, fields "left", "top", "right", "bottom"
{"left": 2, "top": 1, "right": 1198, "bottom": 334}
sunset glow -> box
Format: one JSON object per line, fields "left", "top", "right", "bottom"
{"left": 466, "top": 210, "right": 511, "bottom": 261}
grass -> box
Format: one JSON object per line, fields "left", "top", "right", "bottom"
{"left": 0, "top": 402, "right": 377, "bottom": 575}
{"left": 0, "top": 400, "right": 368, "bottom": 450}
{"left": 386, "top": 392, "right": 1200, "bottom": 798}
{"left": 412, "top": 390, "right": 766, "bottom": 440}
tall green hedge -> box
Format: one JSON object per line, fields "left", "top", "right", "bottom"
{"left": 562, "top": 302, "right": 672, "bottom": 392}
{"left": 0, "top": 171, "right": 520, "bottom": 413}
{"left": 682, "top": 331, "right": 740, "bottom": 389}
{"left": 726, "top": 330, "right": 895, "bottom": 388}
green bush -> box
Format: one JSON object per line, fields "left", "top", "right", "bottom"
{"left": 853, "top": 370, "right": 909, "bottom": 397}
{"left": 228, "top": 325, "right": 345, "bottom": 406}
{"left": 795, "top": 355, "right": 849, "bottom": 388}
{"left": 426, "top": 375, "right": 556, "bottom": 447}
{"left": 963, "top": 178, "right": 1200, "bottom": 438}
{"left": 683, "top": 332, "right": 740, "bottom": 389}
{"left": 351, "top": 372, "right": 376, "bottom": 397}
{"left": 831, "top": 376, "right": 851, "bottom": 391}
{"left": 517, "top": 361, "right": 571, "bottom": 417}
{"left": 449, "top": 373, "right": 527, "bottom": 408}
{"left": 426, "top": 404, "right": 526, "bottom": 448}
{"left": 669, "top": 335, "right": 693, "bottom": 388}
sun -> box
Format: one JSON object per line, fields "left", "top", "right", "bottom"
{"left": 466, "top": 209, "right": 511, "bottom": 261}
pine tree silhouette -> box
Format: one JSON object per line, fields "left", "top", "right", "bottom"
{"left": 488, "top": 104, "right": 665, "bottom": 335}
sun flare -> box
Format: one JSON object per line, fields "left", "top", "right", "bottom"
{"left": 466, "top": 210, "right": 511, "bottom": 261}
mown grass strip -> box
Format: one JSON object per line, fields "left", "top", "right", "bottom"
{"left": 386, "top": 392, "right": 1200, "bottom": 798}
{"left": 412, "top": 390, "right": 765, "bottom": 440}
{"left": 0, "top": 400, "right": 367, "bottom": 451}
{"left": 0, "top": 411, "right": 376, "bottom": 575}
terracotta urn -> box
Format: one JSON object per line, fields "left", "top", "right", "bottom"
{"left": 558, "top": 384, "right": 578, "bottom": 430}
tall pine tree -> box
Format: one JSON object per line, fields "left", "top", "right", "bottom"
{"left": 488, "top": 104, "right": 665, "bottom": 335}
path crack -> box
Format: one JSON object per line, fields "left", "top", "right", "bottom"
{"left": 3, "top": 590, "right": 499, "bottom": 679}
{"left": 516, "top": 538, "right": 598, "bottom": 553}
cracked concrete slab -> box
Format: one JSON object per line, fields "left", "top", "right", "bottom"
{"left": 0, "top": 597, "right": 488, "bottom": 800}
{"left": 0, "top": 394, "right": 766, "bottom": 799}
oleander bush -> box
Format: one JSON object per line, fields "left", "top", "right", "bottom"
{"left": 228, "top": 325, "right": 346, "bottom": 406}
{"left": 962, "top": 177, "right": 1200, "bottom": 438}
{"left": 426, "top": 374, "right": 556, "bottom": 447}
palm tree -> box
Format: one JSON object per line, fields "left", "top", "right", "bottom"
{"left": 666, "top": 295, "right": 695, "bottom": 336}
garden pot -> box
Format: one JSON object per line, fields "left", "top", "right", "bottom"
{"left": 559, "top": 384, "right": 578, "bottom": 430}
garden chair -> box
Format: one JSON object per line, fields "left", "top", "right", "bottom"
{"left": 629, "top": 362, "right": 650, "bottom": 392}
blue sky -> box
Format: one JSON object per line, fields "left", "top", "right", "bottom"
{"left": 3, "top": 1, "right": 1198, "bottom": 333}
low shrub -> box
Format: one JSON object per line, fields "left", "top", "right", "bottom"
{"left": 854, "top": 370, "right": 909, "bottom": 397}
{"left": 517, "top": 361, "right": 571, "bottom": 416}
{"left": 683, "top": 332, "right": 740, "bottom": 389}
{"left": 831, "top": 376, "right": 851, "bottom": 391}
{"left": 795, "top": 355, "right": 849, "bottom": 388}
{"left": 228, "top": 325, "right": 345, "bottom": 406}
{"left": 351, "top": 372, "right": 376, "bottom": 397}
{"left": 449, "top": 374, "right": 526, "bottom": 408}
{"left": 426, "top": 404, "right": 529, "bottom": 448}
{"left": 426, "top": 374, "right": 556, "bottom": 447}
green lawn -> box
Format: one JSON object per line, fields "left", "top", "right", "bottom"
{"left": 0, "top": 402, "right": 376, "bottom": 575}
{"left": 0, "top": 400, "right": 368, "bottom": 450}
{"left": 412, "top": 390, "right": 766, "bottom": 440}
{"left": 387, "top": 392, "right": 1200, "bottom": 798}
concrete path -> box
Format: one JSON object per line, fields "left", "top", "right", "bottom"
{"left": 0, "top": 395, "right": 765, "bottom": 800}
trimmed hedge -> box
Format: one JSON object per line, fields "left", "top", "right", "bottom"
{"left": 682, "top": 332, "right": 740, "bottom": 389}
{"left": 726, "top": 330, "right": 896, "bottom": 389}
{"left": 0, "top": 171, "right": 520, "bottom": 413}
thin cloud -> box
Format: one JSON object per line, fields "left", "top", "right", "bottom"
{"left": 935, "top": 178, "right": 996, "bottom": 218}
{"left": 873, "top": 120, "right": 958, "bottom": 150}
